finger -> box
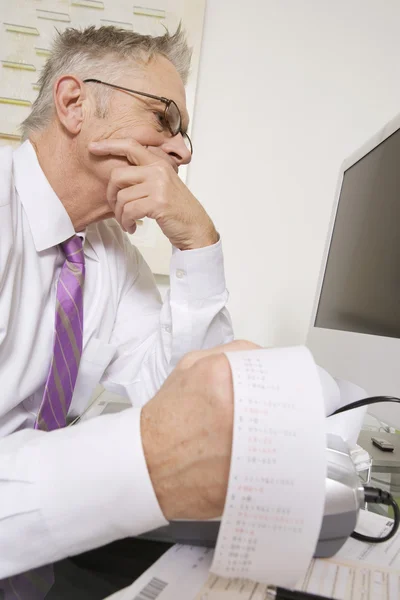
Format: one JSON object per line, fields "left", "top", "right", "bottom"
{"left": 126, "top": 221, "right": 137, "bottom": 235}
{"left": 107, "top": 166, "right": 147, "bottom": 211}
{"left": 120, "top": 197, "right": 152, "bottom": 233}
{"left": 88, "top": 138, "right": 159, "bottom": 167}
{"left": 115, "top": 183, "right": 149, "bottom": 224}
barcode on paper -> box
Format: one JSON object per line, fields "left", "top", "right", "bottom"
{"left": 132, "top": 577, "right": 168, "bottom": 600}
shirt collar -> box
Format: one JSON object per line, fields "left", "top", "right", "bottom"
{"left": 13, "top": 141, "right": 99, "bottom": 262}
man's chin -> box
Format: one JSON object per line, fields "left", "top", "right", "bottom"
{"left": 91, "top": 210, "right": 115, "bottom": 224}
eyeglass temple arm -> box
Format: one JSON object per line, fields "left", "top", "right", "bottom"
{"left": 83, "top": 78, "right": 170, "bottom": 104}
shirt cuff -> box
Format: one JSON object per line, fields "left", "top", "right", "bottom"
{"left": 34, "top": 407, "right": 168, "bottom": 559}
{"left": 170, "top": 238, "right": 226, "bottom": 299}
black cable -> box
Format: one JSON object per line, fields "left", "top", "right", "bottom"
{"left": 351, "top": 486, "right": 400, "bottom": 543}
{"left": 330, "top": 396, "right": 400, "bottom": 416}
{"left": 327, "top": 396, "right": 400, "bottom": 544}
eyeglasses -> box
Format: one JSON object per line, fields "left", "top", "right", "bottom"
{"left": 83, "top": 78, "right": 193, "bottom": 155}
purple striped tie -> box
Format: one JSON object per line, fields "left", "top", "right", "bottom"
{"left": 35, "top": 235, "right": 85, "bottom": 431}
{"left": 0, "top": 236, "right": 86, "bottom": 599}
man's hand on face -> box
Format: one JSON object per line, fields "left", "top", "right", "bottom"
{"left": 140, "top": 340, "right": 261, "bottom": 522}
{"left": 88, "top": 138, "right": 219, "bottom": 251}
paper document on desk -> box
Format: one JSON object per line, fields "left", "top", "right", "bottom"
{"left": 293, "top": 511, "right": 400, "bottom": 600}
{"left": 104, "top": 545, "right": 212, "bottom": 600}
{"left": 197, "top": 511, "right": 400, "bottom": 600}
{"left": 334, "top": 509, "right": 400, "bottom": 569}
{"left": 104, "top": 512, "right": 400, "bottom": 600}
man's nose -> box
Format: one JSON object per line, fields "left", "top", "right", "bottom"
{"left": 162, "top": 133, "right": 192, "bottom": 167}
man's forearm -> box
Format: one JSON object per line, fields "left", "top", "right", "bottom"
{"left": 0, "top": 409, "right": 167, "bottom": 578}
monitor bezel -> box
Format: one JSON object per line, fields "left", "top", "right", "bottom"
{"left": 307, "top": 112, "right": 400, "bottom": 427}
{"left": 309, "top": 111, "right": 400, "bottom": 334}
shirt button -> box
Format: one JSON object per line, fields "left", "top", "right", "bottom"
{"left": 163, "top": 325, "right": 172, "bottom": 334}
{"left": 176, "top": 269, "right": 186, "bottom": 279}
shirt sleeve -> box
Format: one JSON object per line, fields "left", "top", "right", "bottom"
{"left": 101, "top": 237, "right": 234, "bottom": 405}
{"left": 0, "top": 407, "right": 168, "bottom": 578}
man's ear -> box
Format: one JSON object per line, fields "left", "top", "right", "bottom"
{"left": 53, "top": 75, "right": 86, "bottom": 134}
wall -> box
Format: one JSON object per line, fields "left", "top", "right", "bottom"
{"left": 181, "top": 0, "right": 400, "bottom": 347}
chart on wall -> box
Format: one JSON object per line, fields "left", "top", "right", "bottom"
{"left": 0, "top": 0, "right": 205, "bottom": 275}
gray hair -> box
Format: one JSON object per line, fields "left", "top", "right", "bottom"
{"left": 21, "top": 24, "right": 191, "bottom": 140}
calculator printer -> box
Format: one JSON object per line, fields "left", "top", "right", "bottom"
{"left": 139, "top": 434, "right": 364, "bottom": 559}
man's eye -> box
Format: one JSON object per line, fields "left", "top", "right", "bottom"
{"left": 154, "top": 112, "right": 167, "bottom": 129}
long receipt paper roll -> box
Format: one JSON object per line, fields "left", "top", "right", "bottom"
{"left": 208, "top": 346, "right": 327, "bottom": 589}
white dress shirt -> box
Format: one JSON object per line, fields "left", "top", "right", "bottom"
{"left": 0, "top": 141, "right": 233, "bottom": 578}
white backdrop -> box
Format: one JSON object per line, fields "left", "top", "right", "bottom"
{"left": 183, "top": 0, "right": 400, "bottom": 348}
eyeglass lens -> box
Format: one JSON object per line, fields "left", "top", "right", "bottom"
{"left": 165, "top": 100, "right": 181, "bottom": 135}
{"left": 166, "top": 100, "right": 192, "bottom": 154}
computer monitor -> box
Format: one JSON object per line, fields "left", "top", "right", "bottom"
{"left": 307, "top": 113, "right": 400, "bottom": 430}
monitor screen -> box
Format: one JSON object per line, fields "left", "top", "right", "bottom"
{"left": 315, "top": 127, "right": 400, "bottom": 339}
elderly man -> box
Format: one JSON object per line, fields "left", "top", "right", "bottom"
{"left": 0, "top": 25, "right": 242, "bottom": 598}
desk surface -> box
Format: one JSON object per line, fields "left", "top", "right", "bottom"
{"left": 358, "top": 430, "right": 400, "bottom": 470}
